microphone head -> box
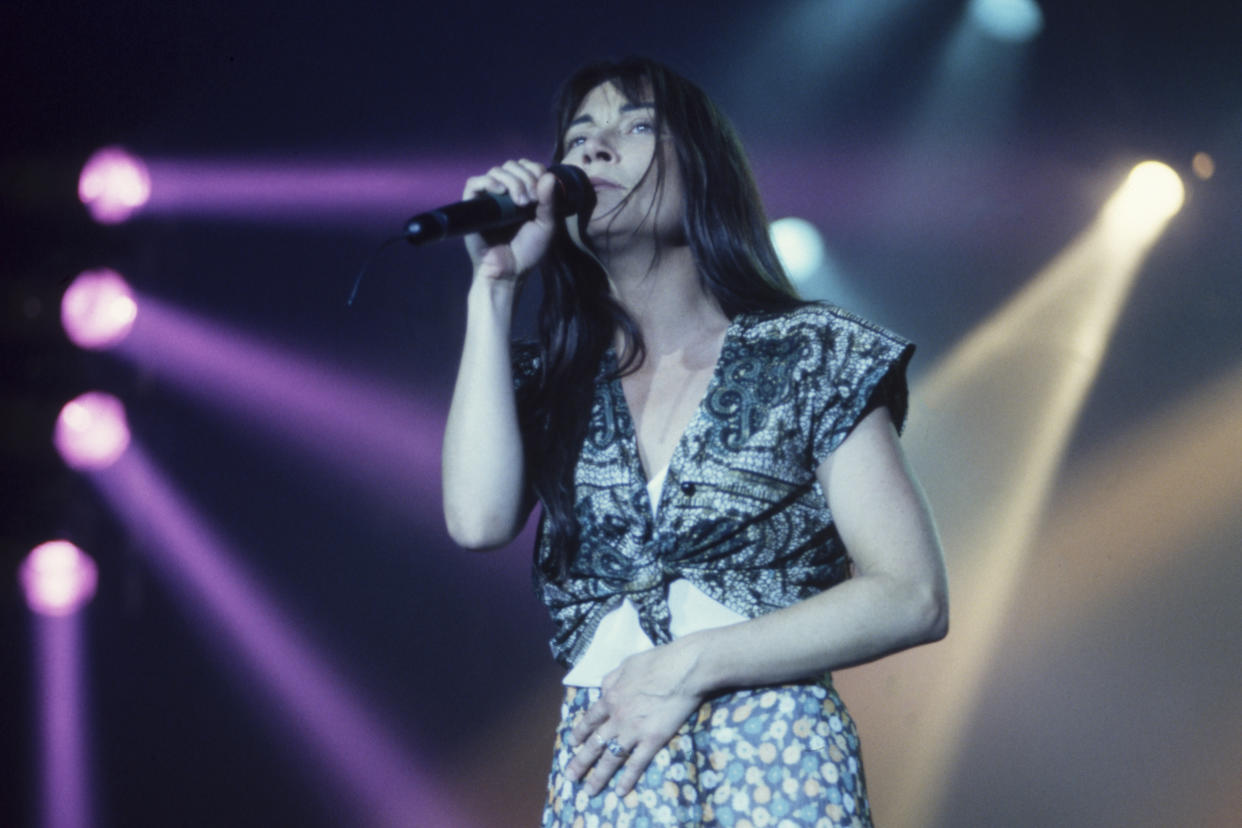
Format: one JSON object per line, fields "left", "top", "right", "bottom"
{"left": 547, "top": 164, "right": 596, "bottom": 217}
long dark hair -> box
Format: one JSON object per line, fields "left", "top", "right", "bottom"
{"left": 518, "top": 57, "right": 803, "bottom": 577}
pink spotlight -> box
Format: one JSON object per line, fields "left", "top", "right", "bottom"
{"left": 54, "top": 392, "right": 131, "bottom": 471}
{"left": 61, "top": 268, "right": 138, "bottom": 350}
{"left": 78, "top": 146, "right": 151, "bottom": 224}
{"left": 20, "top": 541, "right": 99, "bottom": 617}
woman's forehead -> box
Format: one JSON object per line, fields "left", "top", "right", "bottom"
{"left": 573, "top": 80, "right": 653, "bottom": 118}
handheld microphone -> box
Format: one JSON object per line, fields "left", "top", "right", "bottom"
{"left": 404, "top": 164, "right": 594, "bottom": 245}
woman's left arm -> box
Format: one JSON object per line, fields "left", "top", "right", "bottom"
{"left": 566, "top": 406, "right": 948, "bottom": 795}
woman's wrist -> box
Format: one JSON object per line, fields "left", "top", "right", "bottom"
{"left": 671, "top": 628, "right": 727, "bottom": 698}
{"left": 467, "top": 273, "right": 518, "bottom": 321}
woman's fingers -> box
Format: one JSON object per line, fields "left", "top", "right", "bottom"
{"left": 564, "top": 693, "right": 662, "bottom": 796}
{"left": 485, "top": 164, "right": 530, "bottom": 205}
{"left": 612, "top": 741, "right": 659, "bottom": 797}
{"left": 569, "top": 697, "right": 610, "bottom": 747}
{"left": 566, "top": 729, "right": 640, "bottom": 797}
{"left": 463, "top": 159, "right": 544, "bottom": 203}
{"left": 461, "top": 158, "right": 554, "bottom": 277}
{"left": 507, "top": 159, "right": 546, "bottom": 204}
{"left": 564, "top": 730, "right": 606, "bottom": 783}
{"left": 562, "top": 645, "right": 708, "bottom": 796}
{"left": 566, "top": 729, "right": 659, "bottom": 797}
{"left": 565, "top": 697, "right": 609, "bottom": 780}
{"left": 531, "top": 166, "right": 563, "bottom": 223}
{"left": 581, "top": 735, "right": 634, "bottom": 796}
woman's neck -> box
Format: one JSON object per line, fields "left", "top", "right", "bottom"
{"left": 597, "top": 241, "right": 728, "bottom": 356}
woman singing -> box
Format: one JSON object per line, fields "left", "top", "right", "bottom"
{"left": 442, "top": 56, "right": 948, "bottom": 828}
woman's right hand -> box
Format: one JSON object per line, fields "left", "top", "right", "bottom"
{"left": 463, "top": 159, "right": 561, "bottom": 283}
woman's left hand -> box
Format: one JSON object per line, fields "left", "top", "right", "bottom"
{"left": 566, "top": 638, "right": 707, "bottom": 797}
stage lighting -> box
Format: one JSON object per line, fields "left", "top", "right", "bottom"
{"left": 61, "top": 268, "right": 138, "bottom": 350}
{"left": 54, "top": 391, "right": 131, "bottom": 471}
{"left": 1192, "top": 152, "right": 1215, "bottom": 180}
{"left": 19, "top": 541, "right": 99, "bottom": 617}
{"left": 1103, "top": 160, "right": 1185, "bottom": 240}
{"left": 112, "top": 156, "right": 476, "bottom": 224}
{"left": 770, "top": 217, "right": 826, "bottom": 286}
{"left": 91, "top": 446, "right": 468, "bottom": 826}
{"left": 79, "top": 146, "right": 151, "bottom": 224}
{"left": 869, "top": 154, "right": 1189, "bottom": 826}
{"left": 968, "top": 0, "right": 1043, "bottom": 42}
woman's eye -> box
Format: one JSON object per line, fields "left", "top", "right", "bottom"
{"left": 566, "top": 135, "right": 586, "bottom": 147}
{"left": 632, "top": 121, "right": 655, "bottom": 134}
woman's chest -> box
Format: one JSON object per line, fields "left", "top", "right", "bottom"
{"left": 620, "top": 358, "right": 719, "bottom": 480}
{"left": 579, "top": 334, "right": 819, "bottom": 516}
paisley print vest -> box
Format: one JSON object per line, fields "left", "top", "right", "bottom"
{"left": 516, "top": 303, "right": 914, "bottom": 667}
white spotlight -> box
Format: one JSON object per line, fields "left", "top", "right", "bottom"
{"left": 968, "top": 0, "right": 1044, "bottom": 42}
{"left": 1103, "top": 160, "right": 1185, "bottom": 240}
{"left": 770, "top": 217, "right": 826, "bottom": 287}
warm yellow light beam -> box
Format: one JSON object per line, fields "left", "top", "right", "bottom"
{"left": 953, "top": 363, "right": 1242, "bottom": 826}
{"left": 1018, "top": 359, "right": 1242, "bottom": 638}
{"left": 836, "top": 161, "right": 1184, "bottom": 827}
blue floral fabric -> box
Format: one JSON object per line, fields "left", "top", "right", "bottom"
{"left": 542, "top": 681, "right": 872, "bottom": 827}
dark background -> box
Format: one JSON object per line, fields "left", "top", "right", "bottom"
{"left": 4, "top": 1, "right": 1240, "bottom": 826}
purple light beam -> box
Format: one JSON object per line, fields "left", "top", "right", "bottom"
{"left": 133, "top": 157, "right": 481, "bottom": 226}
{"left": 92, "top": 445, "right": 469, "bottom": 827}
{"left": 117, "top": 294, "right": 442, "bottom": 506}
{"left": 113, "top": 295, "right": 535, "bottom": 583}
{"left": 33, "top": 613, "right": 94, "bottom": 828}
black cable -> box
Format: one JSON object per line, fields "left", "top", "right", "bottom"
{"left": 345, "top": 234, "right": 406, "bottom": 308}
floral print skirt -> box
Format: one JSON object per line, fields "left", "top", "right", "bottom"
{"left": 542, "top": 678, "right": 871, "bottom": 828}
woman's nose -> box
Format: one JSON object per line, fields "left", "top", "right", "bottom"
{"left": 577, "top": 135, "right": 614, "bottom": 164}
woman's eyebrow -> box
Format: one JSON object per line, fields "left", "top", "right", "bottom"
{"left": 567, "top": 102, "right": 656, "bottom": 129}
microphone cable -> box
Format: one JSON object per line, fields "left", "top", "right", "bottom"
{"left": 345, "top": 234, "right": 405, "bottom": 308}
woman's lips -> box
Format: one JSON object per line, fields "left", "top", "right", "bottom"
{"left": 589, "top": 177, "right": 622, "bottom": 190}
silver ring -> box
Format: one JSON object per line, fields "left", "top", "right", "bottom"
{"left": 605, "top": 737, "right": 629, "bottom": 758}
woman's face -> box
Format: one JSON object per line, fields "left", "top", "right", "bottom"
{"left": 560, "top": 81, "right": 685, "bottom": 244}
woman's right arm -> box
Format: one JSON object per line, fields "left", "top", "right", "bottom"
{"left": 441, "top": 159, "right": 560, "bottom": 549}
